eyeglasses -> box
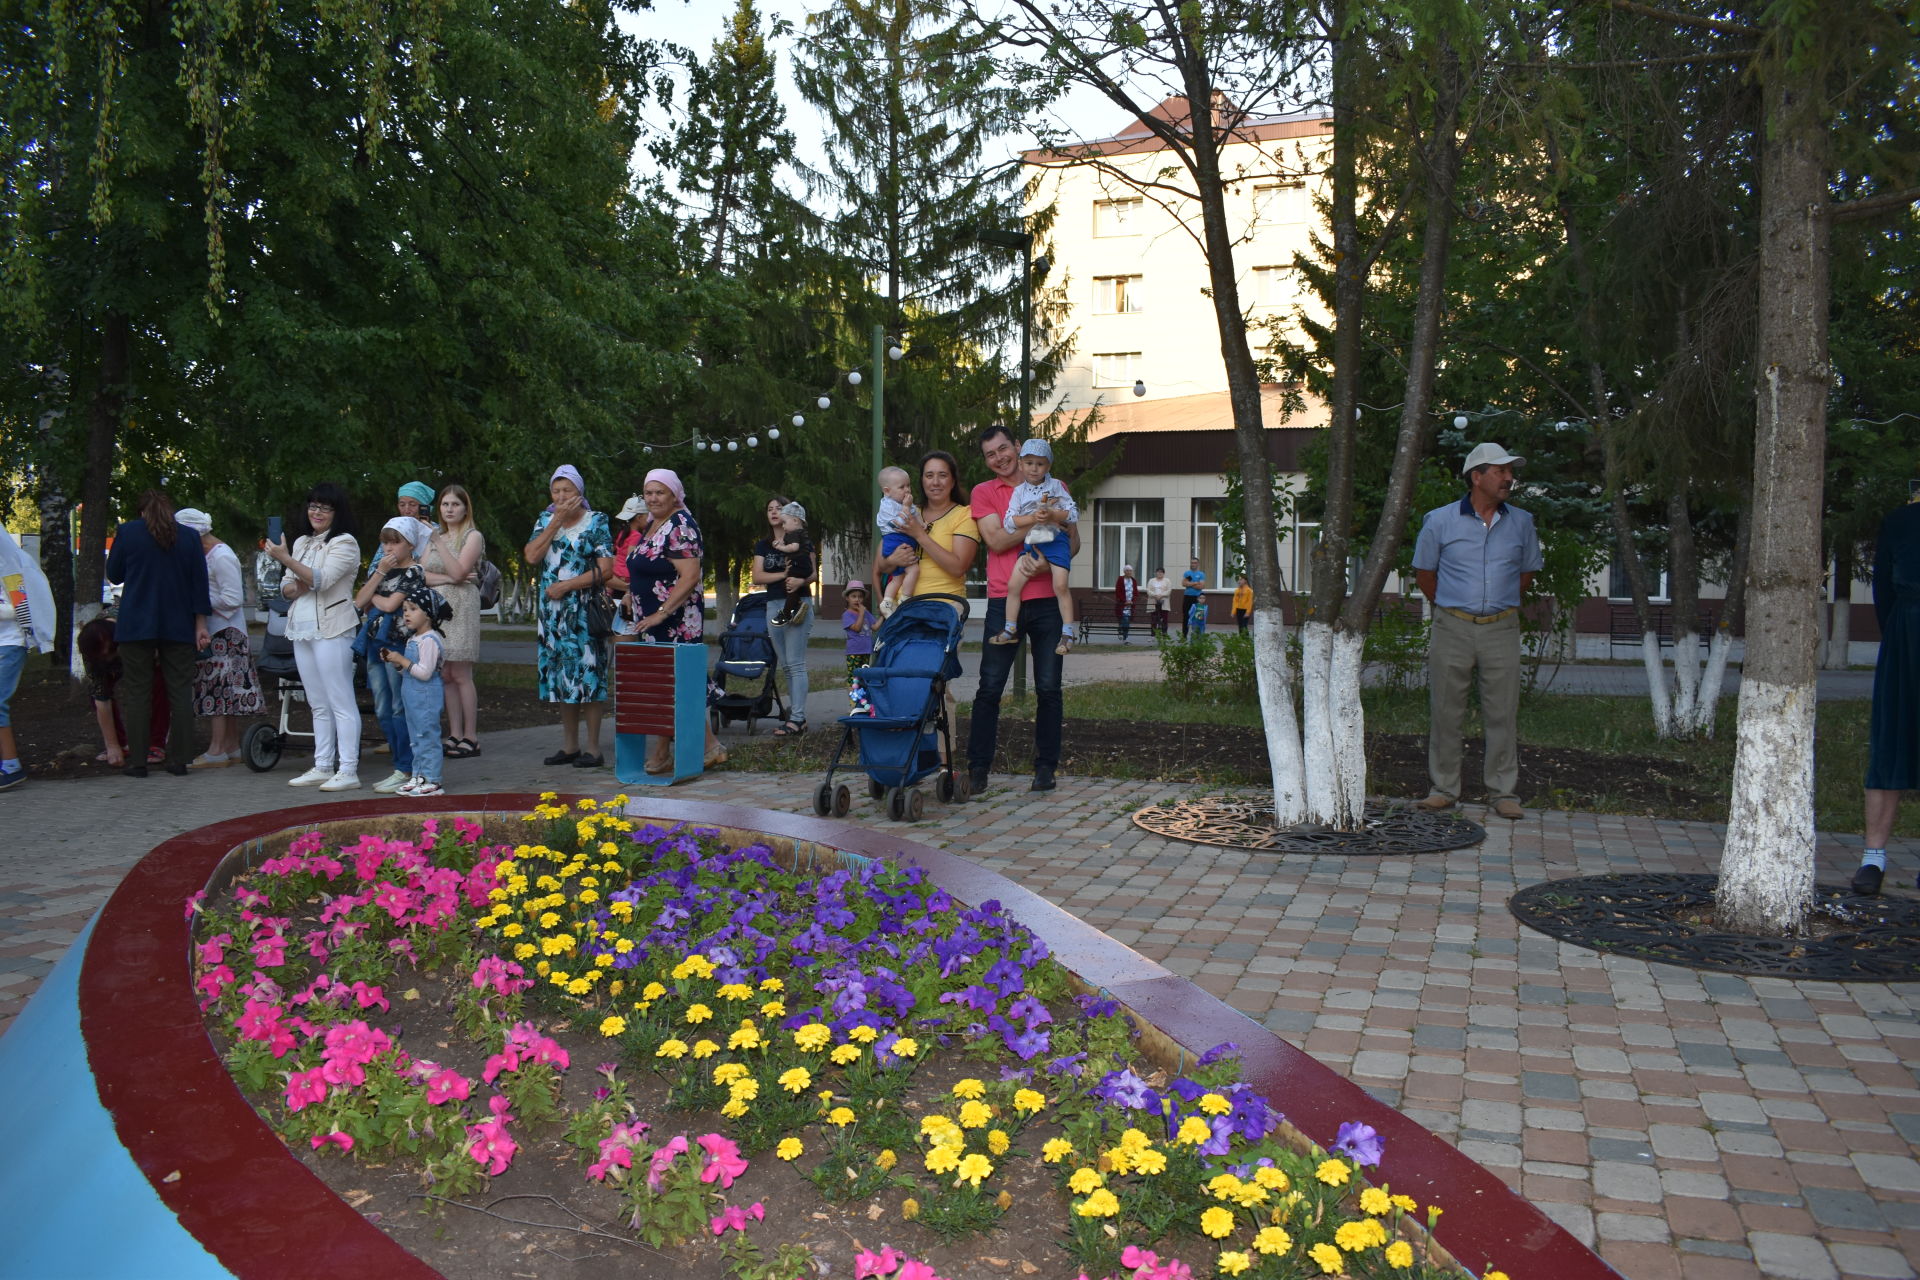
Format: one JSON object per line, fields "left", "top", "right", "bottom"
{"left": 307, "top": 503, "right": 334, "bottom": 512}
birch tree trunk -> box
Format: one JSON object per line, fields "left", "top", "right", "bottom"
{"left": 1717, "top": 67, "right": 1829, "bottom": 936}
{"left": 1690, "top": 499, "right": 1751, "bottom": 737}
{"left": 1825, "top": 545, "right": 1853, "bottom": 668}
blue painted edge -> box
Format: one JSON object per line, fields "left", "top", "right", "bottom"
{"left": 0, "top": 910, "right": 230, "bottom": 1279}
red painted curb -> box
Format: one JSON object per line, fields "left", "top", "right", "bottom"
{"left": 77, "top": 795, "right": 1618, "bottom": 1279}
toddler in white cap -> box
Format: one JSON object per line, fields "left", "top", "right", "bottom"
{"left": 989, "top": 438, "right": 1081, "bottom": 654}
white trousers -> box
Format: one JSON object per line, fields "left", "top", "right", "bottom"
{"left": 292, "top": 635, "right": 361, "bottom": 772}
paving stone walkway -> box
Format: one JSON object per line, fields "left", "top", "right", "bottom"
{"left": 1, "top": 723, "right": 1916, "bottom": 1280}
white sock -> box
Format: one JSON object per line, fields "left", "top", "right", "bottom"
{"left": 1861, "top": 849, "right": 1887, "bottom": 870}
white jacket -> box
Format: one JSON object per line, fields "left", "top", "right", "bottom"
{"left": 283, "top": 534, "right": 362, "bottom": 641}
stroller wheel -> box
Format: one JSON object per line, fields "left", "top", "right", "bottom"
{"left": 952, "top": 770, "right": 973, "bottom": 803}
{"left": 832, "top": 784, "right": 852, "bottom": 818}
{"left": 812, "top": 783, "right": 834, "bottom": 817}
{"left": 907, "top": 789, "right": 926, "bottom": 822}
{"left": 868, "top": 777, "right": 887, "bottom": 802}
{"left": 885, "top": 787, "right": 907, "bottom": 822}
{"left": 241, "top": 723, "right": 282, "bottom": 773}
{"left": 936, "top": 769, "right": 956, "bottom": 804}
{"left": 710, "top": 709, "right": 722, "bottom": 735}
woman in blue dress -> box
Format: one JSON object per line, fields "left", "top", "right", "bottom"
{"left": 523, "top": 464, "right": 614, "bottom": 767}
{"left": 1853, "top": 496, "right": 1920, "bottom": 896}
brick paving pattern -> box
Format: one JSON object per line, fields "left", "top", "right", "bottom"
{"left": 2, "top": 726, "right": 1916, "bottom": 1280}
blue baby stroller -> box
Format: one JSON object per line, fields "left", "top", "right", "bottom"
{"left": 812, "top": 593, "right": 971, "bottom": 822}
{"left": 710, "top": 591, "right": 787, "bottom": 735}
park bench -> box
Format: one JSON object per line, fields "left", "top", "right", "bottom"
{"left": 1607, "top": 602, "right": 1720, "bottom": 657}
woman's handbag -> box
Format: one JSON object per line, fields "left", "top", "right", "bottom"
{"left": 583, "top": 567, "right": 617, "bottom": 639}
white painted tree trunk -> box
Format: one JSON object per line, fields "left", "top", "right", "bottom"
{"left": 1299, "top": 621, "right": 1337, "bottom": 821}
{"left": 1252, "top": 609, "right": 1307, "bottom": 826}
{"left": 1641, "top": 637, "right": 1673, "bottom": 738}
{"left": 1718, "top": 679, "right": 1816, "bottom": 926}
{"left": 1690, "top": 630, "right": 1736, "bottom": 737}
{"left": 1827, "top": 591, "right": 1851, "bottom": 668}
{"left": 1670, "top": 630, "right": 1702, "bottom": 730}
{"left": 1328, "top": 629, "right": 1368, "bottom": 827}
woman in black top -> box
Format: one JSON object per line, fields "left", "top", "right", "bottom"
{"left": 104, "top": 490, "right": 212, "bottom": 777}
{"left": 752, "top": 495, "right": 816, "bottom": 737}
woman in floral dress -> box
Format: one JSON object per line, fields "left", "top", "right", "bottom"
{"left": 624, "top": 468, "right": 725, "bottom": 772}
{"left": 523, "top": 465, "right": 614, "bottom": 767}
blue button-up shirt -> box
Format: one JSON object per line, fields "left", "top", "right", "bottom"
{"left": 1411, "top": 497, "right": 1544, "bottom": 614}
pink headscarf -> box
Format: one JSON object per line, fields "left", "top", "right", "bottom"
{"left": 643, "top": 468, "right": 686, "bottom": 509}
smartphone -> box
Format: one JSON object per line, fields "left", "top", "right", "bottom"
{"left": 267, "top": 515, "right": 283, "bottom": 545}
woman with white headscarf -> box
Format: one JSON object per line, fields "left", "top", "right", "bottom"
{"left": 174, "top": 508, "right": 264, "bottom": 767}
{"left": 0, "top": 522, "right": 57, "bottom": 791}
{"left": 623, "top": 468, "right": 725, "bottom": 771}
{"left": 523, "top": 464, "right": 614, "bottom": 767}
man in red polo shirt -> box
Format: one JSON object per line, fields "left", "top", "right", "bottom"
{"left": 968, "top": 424, "right": 1076, "bottom": 793}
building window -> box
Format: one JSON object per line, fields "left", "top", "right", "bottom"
{"left": 1251, "top": 180, "right": 1305, "bottom": 225}
{"left": 1191, "top": 498, "right": 1229, "bottom": 587}
{"left": 1607, "top": 558, "right": 1669, "bottom": 602}
{"left": 1092, "top": 352, "right": 1141, "bottom": 387}
{"left": 1097, "top": 498, "right": 1165, "bottom": 586}
{"left": 1250, "top": 264, "right": 1294, "bottom": 307}
{"left": 1093, "top": 274, "right": 1144, "bottom": 315}
{"left": 1093, "top": 197, "right": 1143, "bottom": 237}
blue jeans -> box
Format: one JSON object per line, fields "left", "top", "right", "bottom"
{"left": 0, "top": 643, "right": 25, "bottom": 729}
{"left": 366, "top": 657, "right": 413, "bottom": 773}
{"left": 768, "top": 597, "right": 813, "bottom": 724}
{"left": 968, "top": 596, "right": 1062, "bottom": 776}
{"left": 401, "top": 672, "right": 444, "bottom": 784}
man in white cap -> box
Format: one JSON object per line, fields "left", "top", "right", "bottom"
{"left": 1410, "top": 442, "right": 1543, "bottom": 820}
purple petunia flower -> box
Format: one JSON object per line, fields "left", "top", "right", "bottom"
{"left": 1095, "top": 1067, "right": 1158, "bottom": 1111}
{"left": 1335, "top": 1120, "right": 1385, "bottom": 1167}
{"left": 1197, "top": 1041, "right": 1240, "bottom": 1067}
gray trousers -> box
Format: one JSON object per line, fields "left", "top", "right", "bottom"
{"left": 1427, "top": 609, "right": 1521, "bottom": 802}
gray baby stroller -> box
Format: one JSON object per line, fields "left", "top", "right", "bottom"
{"left": 240, "top": 564, "right": 315, "bottom": 772}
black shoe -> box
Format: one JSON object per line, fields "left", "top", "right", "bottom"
{"left": 1851, "top": 863, "right": 1885, "bottom": 897}
{"left": 1030, "top": 769, "right": 1056, "bottom": 793}
{"left": 544, "top": 749, "right": 582, "bottom": 766}
{"left": 121, "top": 764, "right": 149, "bottom": 779}
{"left": 968, "top": 769, "right": 990, "bottom": 796}
{"left": 572, "top": 753, "right": 604, "bottom": 768}
{"left": 0, "top": 768, "right": 24, "bottom": 791}
{"left": 165, "top": 761, "right": 189, "bottom": 777}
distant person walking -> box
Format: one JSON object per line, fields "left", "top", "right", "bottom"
{"left": 175, "top": 508, "right": 264, "bottom": 768}
{"left": 1232, "top": 576, "right": 1253, "bottom": 634}
{"left": 0, "top": 523, "right": 56, "bottom": 791}
{"left": 105, "top": 490, "right": 212, "bottom": 778}
{"left": 1852, "top": 493, "right": 1920, "bottom": 896}
{"left": 1412, "top": 443, "right": 1543, "bottom": 820}
{"left": 1180, "top": 558, "right": 1206, "bottom": 638}
{"left": 1113, "top": 565, "right": 1138, "bottom": 644}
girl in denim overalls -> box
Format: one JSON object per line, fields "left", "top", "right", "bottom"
{"left": 381, "top": 587, "right": 452, "bottom": 796}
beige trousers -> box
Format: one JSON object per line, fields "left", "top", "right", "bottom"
{"left": 1427, "top": 609, "right": 1522, "bottom": 802}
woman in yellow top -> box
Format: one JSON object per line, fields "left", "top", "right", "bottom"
{"left": 1232, "top": 575, "right": 1254, "bottom": 633}
{"left": 873, "top": 450, "right": 978, "bottom": 609}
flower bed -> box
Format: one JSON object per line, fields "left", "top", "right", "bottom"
{"left": 185, "top": 796, "right": 1516, "bottom": 1280}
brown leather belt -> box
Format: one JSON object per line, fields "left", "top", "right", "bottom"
{"left": 1440, "top": 606, "right": 1518, "bottom": 625}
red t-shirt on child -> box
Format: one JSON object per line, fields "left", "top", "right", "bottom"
{"left": 971, "top": 475, "right": 1057, "bottom": 604}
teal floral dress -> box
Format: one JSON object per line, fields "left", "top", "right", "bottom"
{"left": 531, "top": 509, "right": 613, "bottom": 704}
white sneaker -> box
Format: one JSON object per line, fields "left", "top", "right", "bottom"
{"left": 395, "top": 774, "right": 423, "bottom": 796}
{"left": 288, "top": 767, "right": 332, "bottom": 787}
{"left": 408, "top": 779, "right": 444, "bottom": 797}
{"left": 318, "top": 769, "right": 361, "bottom": 792}
{"left": 373, "top": 769, "right": 411, "bottom": 794}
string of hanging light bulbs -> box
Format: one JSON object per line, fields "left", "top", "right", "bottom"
{"left": 636, "top": 343, "right": 907, "bottom": 455}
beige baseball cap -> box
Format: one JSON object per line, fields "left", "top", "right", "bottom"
{"left": 1462, "top": 442, "right": 1525, "bottom": 474}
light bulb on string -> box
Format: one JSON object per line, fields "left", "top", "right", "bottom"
{"left": 747, "top": 436, "right": 758, "bottom": 448}
{"left": 769, "top": 427, "right": 781, "bottom": 440}
{"left": 847, "top": 371, "right": 863, "bottom": 386}
{"left": 888, "top": 346, "right": 904, "bottom": 361}
{"left": 727, "top": 440, "right": 738, "bottom": 452}
{"left": 817, "top": 396, "right": 831, "bottom": 410}
{"left": 792, "top": 414, "right": 804, "bottom": 427}
{"left": 1452, "top": 414, "right": 1469, "bottom": 429}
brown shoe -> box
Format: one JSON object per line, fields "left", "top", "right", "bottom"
{"left": 1414, "top": 793, "right": 1455, "bottom": 811}
{"left": 1492, "top": 798, "right": 1525, "bottom": 820}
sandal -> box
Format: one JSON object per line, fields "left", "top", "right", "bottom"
{"left": 459, "top": 739, "right": 481, "bottom": 758}
{"left": 771, "top": 721, "right": 807, "bottom": 738}
{"left": 445, "top": 739, "right": 479, "bottom": 759}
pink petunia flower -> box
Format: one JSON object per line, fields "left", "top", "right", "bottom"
{"left": 856, "top": 1247, "right": 903, "bottom": 1278}
{"left": 895, "top": 1261, "right": 943, "bottom": 1280}
{"left": 646, "top": 1135, "right": 688, "bottom": 1190}
{"left": 698, "top": 1133, "right": 749, "bottom": 1188}
{"left": 348, "top": 981, "right": 389, "bottom": 1011}
{"left": 709, "top": 1201, "right": 765, "bottom": 1235}
{"left": 310, "top": 1131, "right": 354, "bottom": 1153}
{"left": 465, "top": 1118, "right": 517, "bottom": 1176}
{"left": 425, "top": 1068, "right": 471, "bottom": 1106}
{"left": 284, "top": 1068, "right": 328, "bottom": 1112}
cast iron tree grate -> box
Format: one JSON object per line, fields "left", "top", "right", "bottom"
{"left": 1131, "top": 800, "right": 1485, "bottom": 855}
{"left": 1509, "top": 873, "right": 1920, "bottom": 980}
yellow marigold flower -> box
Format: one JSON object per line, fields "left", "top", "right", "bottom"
{"left": 778, "top": 1067, "right": 812, "bottom": 1094}
{"left": 684, "top": 1003, "right": 713, "bottom": 1024}
{"left": 876, "top": 1149, "right": 898, "bottom": 1170}
{"left": 1209, "top": 1173, "right": 1245, "bottom": 1201}
{"left": 1253, "top": 1166, "right": 1291, "bottom": 1192}
{"left": 1075, "top": 1189, "right": 1120, "bottom": 1219}
{"left": 632, "top": 1000, "right": 652, "bottom": 1013}
{"left": 1176, "top": 1116, "right": 1213, "bottom": 1146}
{"left": 1310, "top": 1243, "right": 1345, "bottom": 1274}
{"left": 1105, "top": 1147, "right": 1136, "bottom": 1176}
{"left": 1216, "top": 1251, "right": 1252, "bottom": 1276}
{"left": 716, "top": 982, "right": 753, "bottom": 1002}
{"left": 1336, "top": 1219, "right": 1388, "bottom": 1252}
{"left": 1199, "top": 1206, "right": 1235, "bottom": 1239}
{"left": 609, "top": 901, "right": 633, "bottom": 919}
{"left": 957, "top": 1100, "right": 993, "bottom": 1130}
{"left": 642, "top": 981, "right": 667, "bottom": 1000}
{"left": 952, "top": 1078, "right": 986, "bottom": 1100}
{"left": 776, "top": 1138, "right": 803, "bottom": 1161}
{"left": 501, "top": 922, "right": 524, "bottom": 938}
{"left": 828, "top": 1107, "right": 856, "bottom": 1127}
{"left": 729, "top": 1025, "right": 762, "bottom": 1051}
{"left": 901, "top": 1198, "right": 919, "bottom": 1220}
{"left": 996, "top": 1190, "right": 1013, "bottom": 1210}
{"left": 593, "top": 954, "right": 614, "bottom": 968}
{"left": 1482, "top": 1271, "right": 1507, "bottom": 1280}
{"left": 925, "top": 1145, "right": 960, "bottom": 1175}
{"left": 986, "top": 1129, "right": 1009, "bottom": 1156}
{"left": 1042, "top": 1139, "right": 1074, "bottom": 1164}
{"left": 1391, "top": 1194, "right": 1417, "bottom": 1213}
{"left": 1360, "top": 1187, "right": 1393, "bottom": 1216}
{"left": 1068, "top": 1167, "right": 1105, "bottom": 1195}
{"left": 1133, "top": 1148, "right": 1168, "bottom": 1176}
{"left": 1253, "top": 1226, "right": 1294, "bottom": 1256}
{"left": 729, "top": 1078, "right": 759, "bottom": 1101}
{"left": 760, "top": 1000, "right": 786, "bottom": 1018}
{"left": 672, "top": 954, "right": 715, "bottom": 981}
{"left": 1386, "top": 1242, "right": 1414, "bottom": 1270}
{"left": 1198, "top": 1093, "right": 1233, "bottom": 1116}
{"left": 759, "top": 976, "right": 784, "bottom": 992}
{"left": 598, "top": 1015, "right": 627, "bottom": 1037}
{"left": 538, "top": 912, "right": 561, "bottom": 929}
{"left": 495, "top": 858, "right": 518, "bottom": 874}
{"left": 513, "top": 943, "right": 536, "bottom": 961}
{"left": 955, "top": 1154, "right": 993, "bottom": 1188}
{"left": 713, "top": 1063, "right": 750, "bottom": 1085}
{"left": 1013, "top": 1088, "right": 1046, "bottom": 1115}
{"left": 535, "top": 961, "right": 551, "bottom": 977}
{"left": 793, "top": 1023, "right": 831, "bottom": 1051}
{"left": 720, "top": 1099, "right": 749, "bottom": 1119}
{"left": 577, "top": 889, "right": 599, "bottom": 905}
{"left": 577, "top": 798, "right": 599, "bottom": 811}
{"left": 614, "top": 938, "right": 635, "bottom": 954}
{"left": 691, "top": 1039, "right": 719, "bottom": 1059}
{"left": 890, "top": 1037, "right": 918, "bottom": 1058}
{"left": 566, "top": 978, "right": 592, "bottom": 995}
{"left": 920, "top": 1114, "right": 957, "bottom": 1137}
{"left": 656, "top": 1038, "right": 688, "bottom": 1059}
{"left": 536, "top": 875, "right": 561, "bottom": 891}
{"left": 830, "top": 1044, "right": 861, "bottom": 1065}
{"left": 848, "top": 1024, "right": 879, "bottom": 1044}
{"left": 1119, "top": 1127, "right": 1154, "bottom": 1154}
{"left": 1316, "top": 1159, "right": 1352, "bottom": 1186}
